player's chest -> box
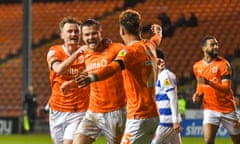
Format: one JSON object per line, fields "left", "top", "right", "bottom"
{"left": 85, "top": 53, "right": 115, "bottom": 71}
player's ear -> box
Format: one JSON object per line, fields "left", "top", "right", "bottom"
{"left": 60, "top": 31, "right": 65, "bottom": 40}
{"left": 120, "top": 26, "right": 125, "bottom": 36}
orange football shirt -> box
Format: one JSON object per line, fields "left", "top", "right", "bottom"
{"left": 93, "top": 34, "right": 162, "bottom": 119}
{"left": 85, "top": 43, "right": 126, "bottom": 113}
{"left": 193, "top": 56, "right": 236, "bottom": 113}
{"left": 116, "top": 39, "right": 159, "bottom": 119}
{"left": 47, "top": 45, "right": 89, "bottom": 112}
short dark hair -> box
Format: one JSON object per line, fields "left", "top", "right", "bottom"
{"left": 156, "top": 49, "right": 165, "bottom": 60}
{"left": 201, "top": 35, "right": 216, "bottom": 46}
{"left": 82, "top": 19, "right": 101, "bottom": 31}
{"left": 119, "top": 9, "right": 141, "bottom": 35}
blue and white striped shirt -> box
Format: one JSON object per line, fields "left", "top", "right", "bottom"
{"left": 155, "top": 68, "right": 181, "bottom": 127}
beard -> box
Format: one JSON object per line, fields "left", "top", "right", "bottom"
{"left": 206, "top": 50, "right": 218, "bottom": 58}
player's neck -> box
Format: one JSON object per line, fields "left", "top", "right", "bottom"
{"left": 63, "top": 44, "right": 78, "bottom": 55}
{"left": 203, "top": 55, "right": 216, "bottom": 63}
{"left": 125, "top": 35, "right": 141, "bottom": 46}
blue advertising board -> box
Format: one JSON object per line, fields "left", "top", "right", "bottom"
{"left": 181, "top": 119, "right": 229, "bottom": 137}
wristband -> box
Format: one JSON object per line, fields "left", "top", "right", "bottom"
{"left": 89, "top": 74, "right": 98, "bottom": 82}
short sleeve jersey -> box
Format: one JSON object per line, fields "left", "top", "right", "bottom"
{"left": 193, "top": 56, "right": 235, "bottom": 113}
{"left": 46, "top": 45, "right": 89, "bottom": 112}
{"left": 85, "top": 43, "right": 126, "bottom": 113}
{"left": 115, "top": 39, "right": 159, "bottom": 119}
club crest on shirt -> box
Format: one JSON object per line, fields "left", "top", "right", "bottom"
{"left": 211, "top": 66, "right": 217, "bottom": 73}
{"left": 163, "top": 79, "right": 171, "bottom": 87}
{"left": 118, "top": 49, "right": 127, "bottom": 57}
{"left": 78, "top": 55, "right": 84, "bottom": 63}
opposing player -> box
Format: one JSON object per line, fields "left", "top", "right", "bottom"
{"left": 152, "top": 49, "right": 182, "bottom": 144}
{"left": 46, "top": 16, "right": 89, "bottom": 144}
{"left": 75, "top": 9, "right": 162, "bottom": 144}
{"left": 70, "top": 19, "right": 127, "bottom": 144}
{"left": 192, "top": 35, "right": 240, "bottom": 144}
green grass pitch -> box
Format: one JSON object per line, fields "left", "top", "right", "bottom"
{"left": 0, "top": 133, "right": 232, "bottom": 144}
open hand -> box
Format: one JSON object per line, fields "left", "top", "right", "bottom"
{"left": 173, "top": 122, "right": 182, "bottom": 133}
{"left": 234, "top": 119, "right": 240, "bottom": 128}
{"left": 192, "top": 92, "right": 204, "bottom": 103}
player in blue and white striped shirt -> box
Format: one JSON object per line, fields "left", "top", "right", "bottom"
{"left": 152, "top": 49, "right": 182, "bottom": 144}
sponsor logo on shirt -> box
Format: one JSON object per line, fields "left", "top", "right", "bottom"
{"left": 78, "top": 56, "right": 84, "bottom": 63}
{"left": 211, "top": 66, "right": 217, "bottom": 73}
{"left": 86, "top": 59, "right": 107, "bottom": 71}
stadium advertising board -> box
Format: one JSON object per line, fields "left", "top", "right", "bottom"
{"left": 181, "top": 119, "right": 229, "bottom": 137}
{"left": 0, "top": 117, "right": 19, "bottom": 134}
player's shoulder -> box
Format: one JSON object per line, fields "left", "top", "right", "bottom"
{"left": 47, "top": 45, "right": 63, "bottom": 58}
{"left": 110, "top": 42, "right": 124, "bottom": 47}
{"left": 109, "top": 42, "right": 124, "bottom": 50}
{"left": 193, "top": 59, "right": 204, "bottom": 67}
{"left": 159, "top": 69, "right": 170, "bottom": 79}
{"left": 159, "top": 70, "right": 173, "bottom": 87}
{"left": 216, "top": 56, "right": 230, "bottom": 64}
{"left": 49, "top": 45, "right": 62, "bottom": 50}
{"left": 167, "top": 69, "right": 176, "bottom": 79}
{"left": 107, "top": 43, "right": 124, "bottom": 54}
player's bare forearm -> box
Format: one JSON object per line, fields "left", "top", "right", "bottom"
{"left": 52, "top": 46, "right": 86, "bottom": 74}
{"left": 150, "top": 24, "right": 162, "bottom": 46}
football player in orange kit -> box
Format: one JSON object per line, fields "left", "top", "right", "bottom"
{"left": 70, "top": 19, "right": 127, "bottom": 144}
{"left": 46, "top": 16, "right": 89, "bottom": 144}
{"left": 75, "top": 9, "right": 163, "bottom": 144}
{"left": 192, "top": 35, "right": 240, "bottom": 144}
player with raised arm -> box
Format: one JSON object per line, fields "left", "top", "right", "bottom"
{"left": 192, "top": 35, "right": 240, "bottom": 144}
{"left": 75, "top": 9, "right": 163, "bottom": 144}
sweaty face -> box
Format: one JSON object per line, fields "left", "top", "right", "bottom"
{"left": 61, "top": 23, "right": 81, "bottom": 46}
{"left": 204, "top": 39, "right": 219, "bottom": 58}
{"left": 81, "top": 25, "right": 102, "bottom": 51}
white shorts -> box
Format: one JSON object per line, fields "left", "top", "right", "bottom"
{"left": 49, "top": 108, "right": 85, "bottom": 144}
{"left": 152, "top": 126, "right": 182, "bottom": 144}
{"left": 203, "top": 109, "right": 240, "bottom": 135}
{"left": 76, "top": 107, "right": 126, "bottom": 144}
{"left": 121, "top": 116, "right": 159, "bottom": 144}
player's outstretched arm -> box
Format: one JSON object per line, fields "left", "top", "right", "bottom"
{"left": 75, "top": 60, "right": 123, "bottom": 88}
{"left": 150, "top": 24, "right": 162, "bottom": 47}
